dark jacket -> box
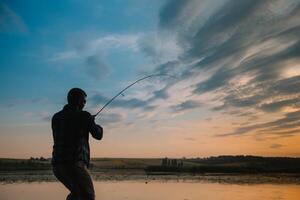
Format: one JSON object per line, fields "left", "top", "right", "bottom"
{"left": 51, "top": 104, "right": 103, "bottom": 167}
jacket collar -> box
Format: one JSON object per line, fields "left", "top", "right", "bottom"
{"left": 63, "top": 104, "right": 80, "bottom": 112}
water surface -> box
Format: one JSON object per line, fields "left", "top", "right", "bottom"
{"left": 1, "top": 181, "right": 300, "bottom": 200}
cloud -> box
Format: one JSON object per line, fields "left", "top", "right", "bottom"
{"left": 262, "top": 128, "right": 300, "bottom": 137}
{"left": 98, "top": 113, "right": 124, "bottom": 125}
{"left": 49, "top": 33, "right": 142, "bottom": 80}
{"left": 193, "top": 67, "right": 234, "bottom": 94}
{"left": 138, "top": 32, "right": 183, "bottom": 64}
{"left": 85, "top": 55, "right": 110, "bottom": 80}
{"left": 76, "top": 34, "right": 141, "bottom": 56}
{"left": 214, "top": 75, "right": 300, "bottom": 112}
{"left": 0, "top": 3, "right": 28, "bottom": 33}
{"left": 1, "top": 97, "right": 49, "bottom": 108}
{"left": 134, "top": 0, "right": 300, "bottom": 138}
{"left": 146, "top": 87, "right": 170, "bottom": 102}
{"left": 270, "top": 144, "right": 283, "bottom": 149}
{"left": 48, "top": 51, "right": 78, "bottom": 62}
{"left": 152, "top": 88, "right": 169, "bottom": 99}
{"left": 90, "top": 93, "right": 155, "bottom": 111}
{"left": 159, "top": 0, "right": 189, "bottom": 28}
{"left": 217, "top": 109, "right": 300, "bottom": 137}
{"left": 185, "top": 137, "right": 197, "bottom": 141}
{"left": 270, "top": 74, "right": 300, "bottom": 95}
{"left": 170, "top": 100, "right": 201, "bottom": 113}
{"left": 24, "top": 111, "right": 51, "bottom": 122}
{"left": 50, "top": 34, "right": 141, "bottom": 61}
{"left": 157, "top": 0, "right": 300, "bottom": 83}
{"left": 46, "top": 0, "right": 300, "bottom": 138}
{"left": 259, "top": 97, "right": 300, "bottom": 112}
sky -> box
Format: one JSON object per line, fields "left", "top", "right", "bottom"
{"left": 1, "top": 0, "right": 300, "bottom": 158}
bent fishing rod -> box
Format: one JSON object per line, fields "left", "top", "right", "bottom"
{"left": 94, "top": 74, "right": 175, "bottom": 118}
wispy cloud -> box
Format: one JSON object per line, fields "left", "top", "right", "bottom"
{"left": 49, "top": 34, "right": 141, "bottom": 62}
{"left": 48, "top": 33, "right": 142, "bottom": 80}
{"left": 90, "top": 92, "right": 155, "bottom": 111}
{"left": 185, "top": 137, "right": 197, "bottom": 141}
{"left": 48, "top": 51, "right": 78, "bottom": 62}
{"left": 24, "top": 111, "right": 51, "bottom": 122}
{"left": 144, "top": 0, "right": 300, "bottom": 137}
{"left": 98, "top": 113, "right": 124, "bottom": 126}
{"left": 270, "top": 143, "right": 283, "bottom": 149}
{"left": 138, "top": 32, "right": 183, "bottom": 64}
{"left": 1, "top": 97, "right": 49, "bottom": 108}
{"left": 0, "top": 3, "right": 28, "bottom": 33}
{"left": 85, "top": 54, "right": 111, "bottom": 80}
{"left": 46, "top": 0, "right": 300, "bottom": 139}
{"left": 171, "top": 100, "right": 201, "bottom": 113}
{"left": 85, "top": 34, "right": 140, "bottom": 52}
{"left": 217, "top": 110, "right": 300, "bottom": 137}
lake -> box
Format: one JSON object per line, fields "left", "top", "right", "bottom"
{"left": 1, "top": 181, "right": 300, "bottom": 200}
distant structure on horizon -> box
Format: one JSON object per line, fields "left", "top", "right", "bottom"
{"left": 161, "top": 157, "right": 183, "bottom": 167}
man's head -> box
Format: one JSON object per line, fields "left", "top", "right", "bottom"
{"left": 67, "top": 88, "right": 87, "bottom": 110}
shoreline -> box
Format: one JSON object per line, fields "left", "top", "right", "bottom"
{"left": 1, "top": 171, "right": 300, "bottom": 185}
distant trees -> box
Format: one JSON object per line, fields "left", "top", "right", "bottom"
{"left": 145, "top": 155, "right": 300, "bottom": 174}
{"left": 29, "top": 157, "right": 48, "bottom": 161}
{"left": 0, "top": 157, "right": 51, "bottom": 171}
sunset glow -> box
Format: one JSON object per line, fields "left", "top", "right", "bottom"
{"left": 1, "top": 0, "right": 299, "bottom": 158}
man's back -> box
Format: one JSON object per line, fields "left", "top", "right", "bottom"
{"left": 52, "top": 104, "right": 102, "bottom": 166}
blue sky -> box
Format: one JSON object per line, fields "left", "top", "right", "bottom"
{"left": 1, "top": 0, "right": 160, "bottom": 98}
{"left": 0, "top": 0, "right": 163, "bottom": 122}
{"left": 1, "top": 0, "right": 300, "bottom": 158}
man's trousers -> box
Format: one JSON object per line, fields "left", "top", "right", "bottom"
{"left": 52, "top": 162, "right": 95, "bottom": 200}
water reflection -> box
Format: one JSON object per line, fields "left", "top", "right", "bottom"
{"left": 1, "top": 181, "right": 300, "bottom": 200}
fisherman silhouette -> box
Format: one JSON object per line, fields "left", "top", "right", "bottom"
{"left": 51, "top": 88, "right": 103, "bottom": 200}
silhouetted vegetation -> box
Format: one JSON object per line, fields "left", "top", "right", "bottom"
{"left": 0, "top": 158, "right": 51, "bottom": 171}
{"left": 1, "top": 156, "right": 300, "bottom": 174}
{"left": 145, "top": 156, "right": 300, "bottom": 174}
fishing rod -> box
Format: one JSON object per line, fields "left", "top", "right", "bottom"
{"left": 94, "top": 74, "right": 176, "bottom": 118}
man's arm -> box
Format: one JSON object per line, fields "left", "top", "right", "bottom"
{"left": 87, "top": 114, "right": 103, "bottom": 140}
